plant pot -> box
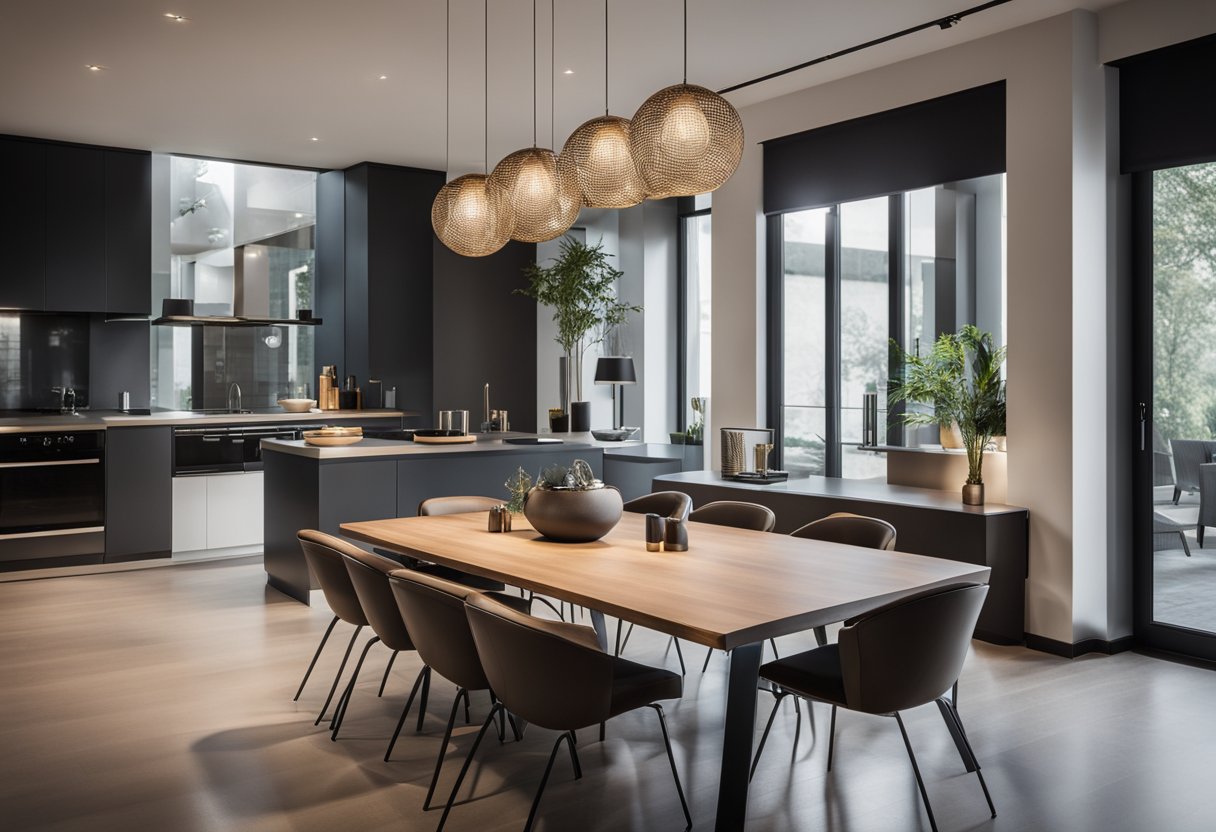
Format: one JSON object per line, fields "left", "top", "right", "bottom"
{"left": 570, "top": 401, "right": 591, "bottom": 432}
{"left": 524, "top": 486, "right": 623, "bottom": 542}
{"left": 962, "top": 482, "right": 985, "bottom": 506}
{"left": 669, "top": 432, "right": 686, "bottom": 445}
{"left": 940, "top": 422, "right": 964, "bottom": 449}
{"left": 550, "top": 413, "right": 570, "bottom": 433}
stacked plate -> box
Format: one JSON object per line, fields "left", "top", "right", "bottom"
{"left": 302, "top": 426, "right": 363, "bottom": 447}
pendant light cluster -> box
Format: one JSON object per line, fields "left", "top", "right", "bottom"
{"left": 434, "top": 0, "right": 744, "bottom": 258}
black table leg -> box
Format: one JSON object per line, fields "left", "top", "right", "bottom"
{"left": 716, "top": 641, "right": 763, "bottom": 831}
{"left": 588, "top": 609, "right": 609, "bottom": 652}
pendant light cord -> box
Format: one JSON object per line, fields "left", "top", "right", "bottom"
{"left": 551, "top": 0, "right": 556, "bottom": 148}
{"left": 444, "top": 0, "right": 449, "bottom": 175}
{"left": 604, "top": 0, "right": 609, "bottom": 115}
{"left": 532, "top": 0, "right": 538, "bottom": 147}
{"left": 484, "top": 0, "right": 489, "bottom": 173}
{"left": 682, "top": 0, "right": 687, "bottom": 84}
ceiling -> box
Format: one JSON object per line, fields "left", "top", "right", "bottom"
{"left": 0, "top": 0, "right": 1118, "bottom": 174}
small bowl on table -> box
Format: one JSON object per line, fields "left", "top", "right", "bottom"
{"left": 303, "top": 426, "right": 363, "bottom": 447}
{"left": 278, "top": 398, "right": 317, "bottom": 413}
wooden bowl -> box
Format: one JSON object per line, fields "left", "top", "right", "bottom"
{"left": 303, "top": 430, "right": 363, "bottom": 447}
{"left": 278, "top": 398, "right": 317, "bottom": 413}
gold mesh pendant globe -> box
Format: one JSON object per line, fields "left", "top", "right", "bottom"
{"left": 562, "top": 115, "right": 648, "bottom": 208}
{"left": 431, "top": 173, "right": 514, "bottom": 257}
{"left": 487, "top": 147, "right": 581, "bottom": 243}
{"left": 629, "top": 83, "right": 744, "bottom": 198}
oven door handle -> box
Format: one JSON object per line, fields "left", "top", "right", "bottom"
{"left": 0, "top": 458, "right": 101, "bottom": 469}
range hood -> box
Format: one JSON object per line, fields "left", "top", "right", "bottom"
{"left": 151, "top": 313, "right": 322, "bottom": 327}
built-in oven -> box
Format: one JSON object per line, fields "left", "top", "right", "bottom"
{"left": 173, "top": 424, "right": 309, "bottom": 476}
{"left": 0, "top": 430, "right": 106, "bottom": 567}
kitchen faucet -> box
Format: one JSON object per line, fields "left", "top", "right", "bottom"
{"left": 51, "top": 386, "right": 77, "bottom": 415}
{"left": 227, "top": 382, "right": 242, "bottom": 413}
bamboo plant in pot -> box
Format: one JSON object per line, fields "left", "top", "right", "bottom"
{"left": 891, "top": 326, "right": 1006, "bottom": 505}
{"left": 517, "top": 237, "right": 640, "bottom": 432}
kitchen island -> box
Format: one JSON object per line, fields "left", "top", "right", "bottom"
{"left": 261, "top": 434, "right": 609, "bottom": 603}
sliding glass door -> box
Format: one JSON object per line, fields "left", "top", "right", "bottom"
{"left": 1135, "top": 161, "right": 1216, "bottom": 659}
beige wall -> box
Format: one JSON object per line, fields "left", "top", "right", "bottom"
{"left": 710, "top": 0, "right": 1216, "bottom": 645}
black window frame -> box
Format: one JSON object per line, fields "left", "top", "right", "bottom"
{"left": 676, "top": 197, "right": 712, "bottom": 434}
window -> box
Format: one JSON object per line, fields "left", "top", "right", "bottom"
{"left": 679, "top": 195, "right": 712, "bottom": 432}
{"left": 769, "top": 174, "right": 1006, "bottom": 479}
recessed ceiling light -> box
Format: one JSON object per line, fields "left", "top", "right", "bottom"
{"left": 309, "top": 137, "right": 319, "bottom": 142}
{"left": 563, "top": 69, "right": 574, "bottom": 75}
{"left": 378, "top": 74, "right": 389, "bottom": 81}
{"left": 294, "top": 213, "right": 304, "bottom": 218}
{"left": 164, "top": 13, "right": 189, "bottom": 23}
{"left": 86, "top": 64, "right": 106, "bottom": 72}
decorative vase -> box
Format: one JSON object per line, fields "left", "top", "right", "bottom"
{"left": 570, "top": 401, "right": 591, "bottom": 432}
{"left": 524, "top": 486, "right": 623, "bottom": 542}
{"left": 940, "top": 422, "right": 964, "bottom": 449}
{"left": 550, "top": 412, "right": 570, "bottom": 433}
{"left": 962, "top": 482, "right": 985, "bottom": 506}
{"left": 669, "top": 432, "right": 686, "bottom": 445}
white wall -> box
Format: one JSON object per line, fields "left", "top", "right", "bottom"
{"left": 710, "top": 0, "right": 1216, "bottom": 646}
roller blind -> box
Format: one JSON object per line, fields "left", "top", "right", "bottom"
{"left": 1115, "top": 33, "right": 1216, "bottom": 174}
{"left": 762, "top": 81, "right": 1006, "bottom": 215}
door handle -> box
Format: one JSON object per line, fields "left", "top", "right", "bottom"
{"left": 1138, "top": 401, "right": 1147, "bottom": 451}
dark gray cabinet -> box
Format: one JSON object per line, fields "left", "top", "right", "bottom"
{"left": 105, "top": 150, "right": 152, "bottom": 315}
{"left": 0, "top": 135, "right": 150, "bottom": 315}
{"left": 46, "top": 145, "right": 107, "bottom": 312}
{"left": 105, "top": 426, "right": 172, "bottom": 561}
{"left": 0, "top": 137, "right": 46, "bottom": 309}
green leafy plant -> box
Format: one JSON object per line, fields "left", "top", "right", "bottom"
{"left": 532, "top": 459, "right": 602, "bottom": 492}
{"left": 685, "top": 396, "right": 708, "bottom": 444}
{"left": 516, "top": 237, "right": 641, "bottom": 401}
{"left": 890, "top": 325, "right": 1006, "bottom": 486}
{"left": 504, "top": 467, "right": 532, "bottom": 514}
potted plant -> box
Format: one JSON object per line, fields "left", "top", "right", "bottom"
{"left": 523, "top": 459, "right": 623, "bottom": 542}
{"left": 891, "top": 326, "right": 1006, "bottom": 505}
{"left": 518, "top": 237, "right": 640, "bottom": 432}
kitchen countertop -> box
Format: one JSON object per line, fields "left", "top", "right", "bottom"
{"left": 262, "top": 432, "right": 639, "bottom": 460}
{"left": 0, "top": 409, "right": 405, "bottom": 433}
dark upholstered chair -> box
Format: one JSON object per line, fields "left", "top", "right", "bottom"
{"left": 1169, "top": 439, "right": 1216, "bottom": 503}
{"left": 325, "top": 536, "right": 430, "bottom": 752}
{"left": 752, "top": 583, "right": 995, "bottom": 832}
{"left": 689, "top": 500, "right": 777, "bottom": 532}
{"left": 296, "top": 530, "right": 372, "bottom": 724}
{"left": 622, "top": 491, "right": 693, "bottom": 520}
{"left": 434, "top": 594, "right": 691, "bottom": 832}
{"left": 692, "top": 500, "right": 779, "bottom": 672}
{"left": 379, "top": 496, "right": 508, "bottom": 592}
{"left": 1198, "top": 463, "right": 1216, "bottom": 548}
{"left": 789, "top": 512, "right": 899, "bottom": 648}
{"left": 388, "top": 569, "right": 529, "bottom": 807}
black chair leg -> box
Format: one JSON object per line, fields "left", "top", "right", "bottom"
{"left": 331, "top": 635, "right": 381, "bottom": 740}
{"left": 701, "top": 645, "right": 714, "bottom": 673}
{"left": 620, "top": 621, "right": 635, "bottom": 651}
{"left": 378, "top": 650, "right": 398, "bottom": 697}
{"left": 423, "top": 688, "right": 468, "bottom": 810}
{"left": 1174, "top": 487, "right": 1182, "bottom": 504}
{"left": 435, "top": 704, "right": 502, "bottom": 832}
{"left": 614, "top": 619, "right": 623, "bottom": 656}
{"left": 750, "top": 691, "right": 788, "bottom": 781}
{"left": 315, "top": 624, "right": 362, "bottom": 725}
{"left": 672, "top": 638, "right": 686, "bottom": 676}
{"left": 827, "top": 704, "right": 838, "bottom": 771}
{"left": 295, "top": 615, "right": 338, "bottom": 701}
{"left": 894, "top": 711, "right": 939, "bottom": 832}
{"left": 768, "top": 637, "right": 780, "bottom": 659}
{"left": 813, "top": 625, "right": 827, "bottom": 647}
{"left": 523, "top": 731, "right": 580, "bottom": 832}
{"left": 531, "top": 595, "right": 564, "bottom": 620}
{"left": 937, "top": 698, "right": 997, "bottom": 818}
{"left": 648, "top": 704, "right": 692, "bottom": 830}
{"left": 384, "top": 665, "right": 429, "bottom": 762}
{"left": 417, "top": 663, "right": 432, "bottom": 732}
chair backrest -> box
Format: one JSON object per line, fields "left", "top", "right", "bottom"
{"left": 464, "top": 594, "right": 613, "bottom": 731}
{"left": 388, "top": 569, "right": 490, "bottom": 692}
{"left": 418, "top": 495, "right": 503, "bottom": 516}
{"left": 838, "top": 582, "right": 988, "bottom": 715}
{"left": 689, "top": 500, "right": 776, "bottom": 532}
{"left": 1169, "top": 439, "right": 1216, "bottom": 492}
{"left": 790, "top": 512, "right": 897, "bottom": 550}
{"left": 332, "top": 540, "right": 416, "bottom": 652}
{"left": 298, "top": 530, "right": 369, "bottom": 626}
{"left": 623, "top": 491, "right": 693, "bottom": 520}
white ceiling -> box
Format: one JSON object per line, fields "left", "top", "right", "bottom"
{"left": 0, "top": 0, "right": 1118, "bottom": 174}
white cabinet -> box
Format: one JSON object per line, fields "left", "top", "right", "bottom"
{"left": 172, "top": 472, "right": 264, "bottom": 552}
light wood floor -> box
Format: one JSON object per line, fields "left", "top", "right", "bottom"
{"left": 2, "top": 557, "right": 1216, "bottom": 832}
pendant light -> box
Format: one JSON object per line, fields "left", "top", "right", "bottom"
{"left": 629, "top": 0, "right": 744, "bottom": 198}
{"left": 432, "top": 0, "right": 514, "bottom": 257}
{"left": 561, "top": 0, "right": 647, "bottom": 208}
{"left": 487, "top": 0, "right": 580, "bottom": 243}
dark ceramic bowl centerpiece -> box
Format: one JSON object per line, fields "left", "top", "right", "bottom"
{"left": 523, "top": 459, "right": 623, "bottom": 543}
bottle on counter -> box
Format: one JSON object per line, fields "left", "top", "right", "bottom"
{"left": 318, "top": 366, "right": 337, "bottom": 411}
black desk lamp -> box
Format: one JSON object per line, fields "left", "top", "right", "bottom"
{"left": 594, "top": 356, "right": 637, "bottom": 430}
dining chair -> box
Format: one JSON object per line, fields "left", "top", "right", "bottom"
{"left": 434, "top": 593, "right": 692, "bottom": 832}
{"left": 300, "top": 532, "right": 430, "bottom": 756}
{"left": 789, "top": 512, "right": 899, "bottom": 647}
{"left": 691, "top": 500, "right": 779, "bottom": 672}
{"left": 295, "top": 530, "right": 372, "bottom": 725}
{"left": 750, "top": 583, "right": 995, "bottom": 832}
{"left": 614, "top": 491, "right": 695, "bottom": 661}
{"left": 387, "top": 569, "right": 529, "bottom": 807}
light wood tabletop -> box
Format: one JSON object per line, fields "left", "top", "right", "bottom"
{"left": 340, "top": 510, "right": 991, "bottom": 651}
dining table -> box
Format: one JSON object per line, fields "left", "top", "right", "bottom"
{"left": 340, "top": 509, "right": 992, "bottom": 831}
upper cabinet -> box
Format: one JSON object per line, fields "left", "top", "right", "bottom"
{"left": 0, "top": 137, "right": 47, "bottom": 310}
{"left": 0, "top": 136, "right": 151, "bottom": 315}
